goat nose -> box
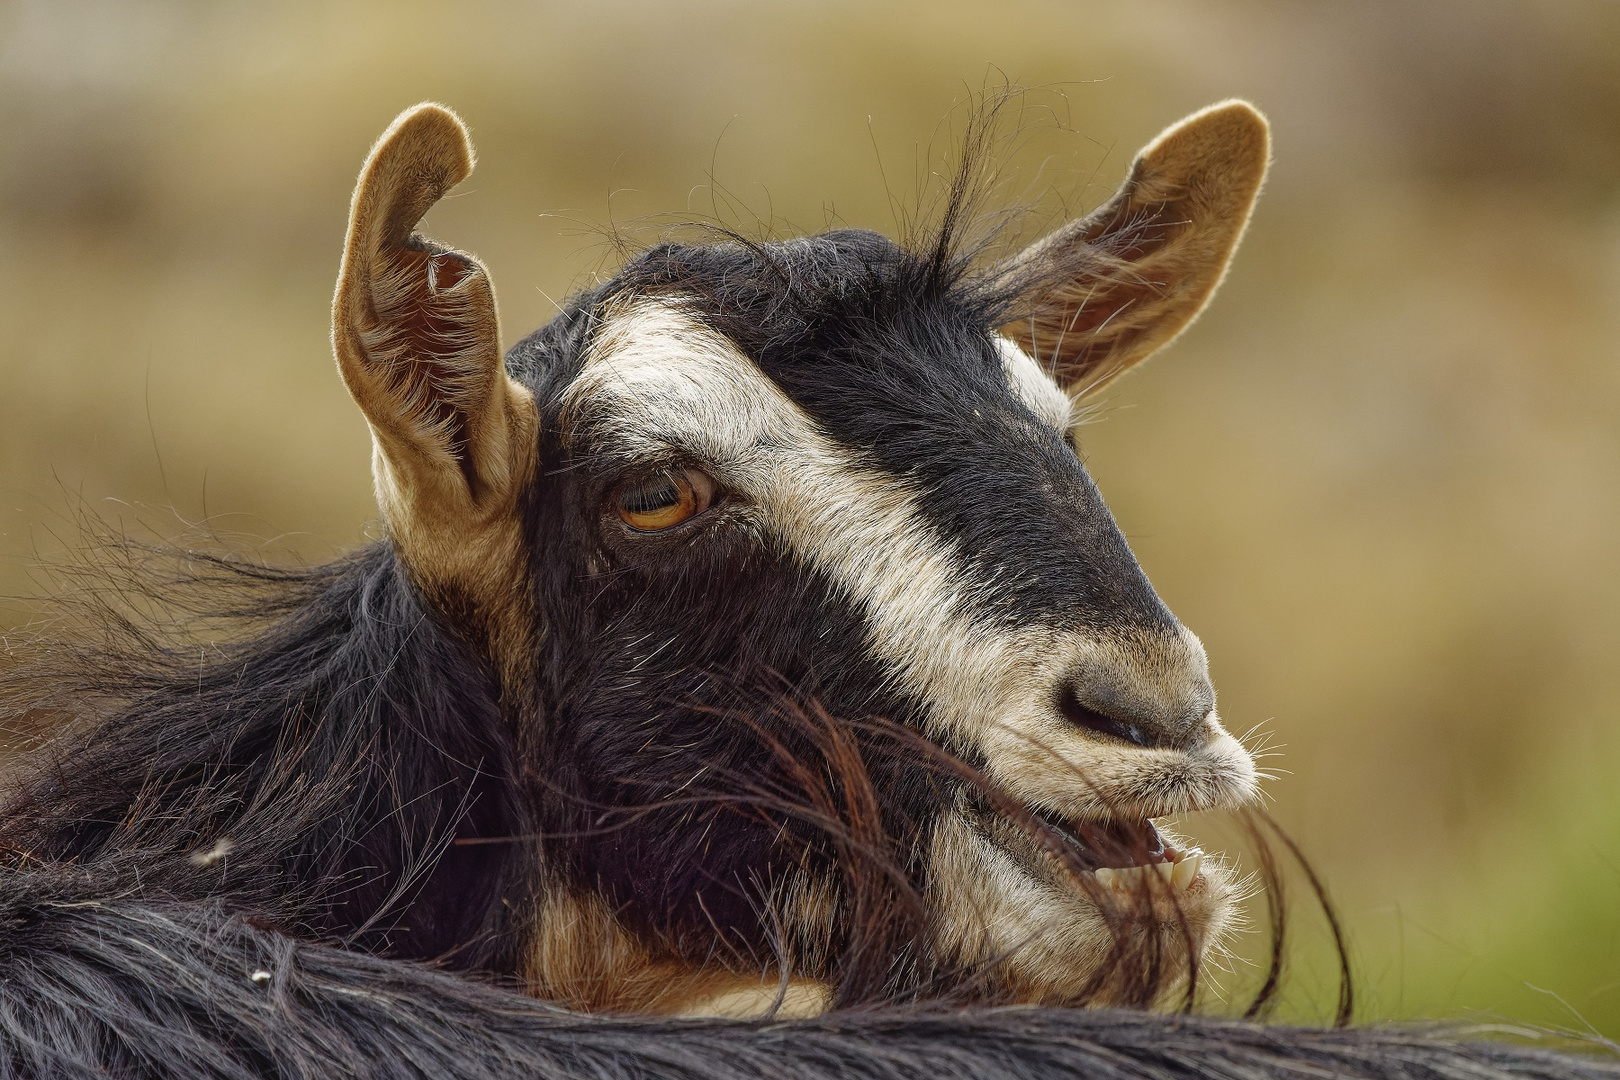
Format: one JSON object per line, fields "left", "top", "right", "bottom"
{"left": 1057, "top": 642, "right": 1216, "bottom": 752}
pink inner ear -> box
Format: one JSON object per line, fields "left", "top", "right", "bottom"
{"left": 428, "top": 251, "right": 474, "bottom": 293}
{"left": 368, "top": 245, "right": 492, "bottom": 478}
{"left": 1083, "top": 197, "right": 1193, "bottom": 264}
{"left": 382, "top": 247, "right": 476, "bottom": 356}
{"left": 1054, "top": 284, "right": 1151, "bottom": 338}
{"left": 1015, "top": 198, "right": 1199, "bottom": 384}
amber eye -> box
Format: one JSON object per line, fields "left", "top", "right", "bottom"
{"left": 614, "top": 469, "right": 716, "bottom": 532}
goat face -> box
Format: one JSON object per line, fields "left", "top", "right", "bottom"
{"left": 332, "top": 102, "right": 1269, "bottom": 1012}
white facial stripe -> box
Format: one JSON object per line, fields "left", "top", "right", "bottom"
{"left": 570, "top": 299, "right": 1041, "bottom": 745}
{"left": 563, "top": 301, "right": 791, "bottom": 467}
{"left": 570, "top": 298, "right": 1255, "bottom": 823}
{"left": 996, "top": 335, "right": 1073, "bottom": 433}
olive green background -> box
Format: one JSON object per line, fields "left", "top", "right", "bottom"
{"left": 2, "top": 0, "right": 1617, "bottom": 1035}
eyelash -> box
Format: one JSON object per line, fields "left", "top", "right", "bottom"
{"left": 610, "top": 467, "right": 718, "bottom": 533}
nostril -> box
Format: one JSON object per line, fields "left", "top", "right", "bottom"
{"left": 1058, "top": 692, "right": 1152, "bottom": 749}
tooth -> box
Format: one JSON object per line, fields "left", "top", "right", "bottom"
{"left": 1153, "top": 862, "right": 1175, "bottom": 884}
{"left": 1173, "top": 853, "right": 1202, "bottom": 890}
{"left": 1171, "top": 858, "right": 1194, "bottom": 889}
{"left": 1094, "top": 868, "right": 1116, "bottom": 888}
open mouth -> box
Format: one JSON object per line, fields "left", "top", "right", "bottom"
{"left": 1023, "top": 804, "right": 1206, "bottom": 894}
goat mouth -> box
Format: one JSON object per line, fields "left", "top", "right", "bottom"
{"left": 1018, "top": 804, "right": 1207, "bottom": 895}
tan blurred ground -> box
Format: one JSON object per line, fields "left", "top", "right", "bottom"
{"left": 2, "top": 0, "right": 1618, "bottom": 1034}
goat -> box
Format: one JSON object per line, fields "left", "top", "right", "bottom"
{"left": 0, "top": 101, "right": 1611, "bottom": 1080}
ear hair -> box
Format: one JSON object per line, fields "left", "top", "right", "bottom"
{"left": 332, "top": 103, "right": 538, "bottom": 666}
{"left": 997, "top": 100, "right": 1270, "bottom": 401}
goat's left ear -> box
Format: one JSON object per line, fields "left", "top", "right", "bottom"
{"left": 333, "top": 104, "right": 537, "bottom": 639}
{"left": 996, "top": 100, "right": 1269, "bottom": 399}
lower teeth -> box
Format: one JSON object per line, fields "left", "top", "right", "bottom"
{"left": 1091, "top": 850, "right": 1203, "bottom": 892}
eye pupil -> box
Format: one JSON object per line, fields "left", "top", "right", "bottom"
{"left": 614, "top": 469, "right": 714, "bottom": 532}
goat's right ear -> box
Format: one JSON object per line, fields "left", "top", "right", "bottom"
{"left": 995, "top": 101, "right": 1269, "bottom": 401}
{"left": 333, "top": 104, "right": 537, "bottom": 636}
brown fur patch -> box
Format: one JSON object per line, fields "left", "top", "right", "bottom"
{"left": 523, "top": 889, "right": 830, "bottom": 1016}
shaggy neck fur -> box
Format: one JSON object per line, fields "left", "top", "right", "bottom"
{"left": 1, "top": 545, "right": 531, "bottom": 971}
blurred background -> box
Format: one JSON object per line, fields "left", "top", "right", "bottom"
{"left": 2, "top": 0, "right": 1617, "bottom": 1034}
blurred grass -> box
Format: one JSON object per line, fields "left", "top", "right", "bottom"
{"left": 2, "top": 0, "right": 1618, "bottom": 1034}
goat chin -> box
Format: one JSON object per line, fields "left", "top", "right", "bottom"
{"left": 925, "top": 813, "right": 1242, "bottom": 1008}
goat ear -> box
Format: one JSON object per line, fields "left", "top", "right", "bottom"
{"left": 333, "top": 104, "right": 537, "bottom": 629}
{"left": 996, "top": 100, "right": 1269, "bottom": 400}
